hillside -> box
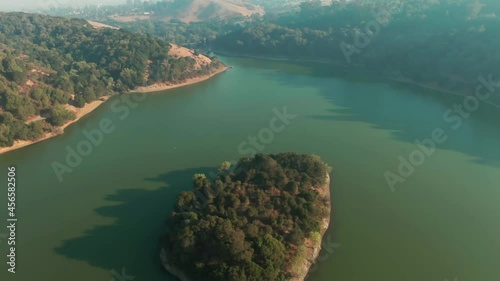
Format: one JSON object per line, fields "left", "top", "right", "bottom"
{"left": 134, "top": 44, "right": 228, "bottom": 93}
{"left": 161, "top": 153, "right": 332, "bottom": 281}
{"left": 0, "top": 12, "right": 224, "bottom": 149}
{"left": 214, "top": 0, "right": 500, "bottom": 100}
{"left": 110, "top": 0, "right": 264, "bottom": 23}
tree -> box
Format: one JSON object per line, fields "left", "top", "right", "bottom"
{"left": 2, "top": 90, "right": 35, "bottom": 121}
{"left": 47, "top": 104, "right": 75, "bottom": 126}
{"left": 31, "top": 88, "right": 51, "bottom": 109}
{"left": 219, "top": 161, "right": 232, "bottom": 173}
{"left": 2, "top": 57, "right": 27, "bottom": 84}
{"left": 288, "top": 227, "right": 305, "bottom": 245}
{"left": 73, "top": 95, "right": 86, "bottom": 108}
{"left": 163, "top": 153, "right": 331, "bottom": 281}
{"left": 26, "top": 120, "right": 45, "bottom": 140}
{"left": 193, "top": 173, "right": 209, "bottom": 189}
{"left": 50, "top": 89, "right": 71, "bottom": 105}
{"left": 0, "top": 124, "right": 12, "bottom": 146}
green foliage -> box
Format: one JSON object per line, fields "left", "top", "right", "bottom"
{"left": 47, "top": 104, "right": 76, "bottom": 126}
{"left": 219, "top": 161, "right": 232, "bottom": 173}
{"left": 288, "top": 226, "right": 305, "bottom": 245}
{"left": 163, "top": 153, "right": 331, "bottom": 281}
{"left": 0, "top": 12, "right": 223, "bottom": 147}
{"left": 30, "top": 88, "right": 51, "bottom": 109}
{"left": 291, "top": 245, "right": 307, "bottom": 273}
{"left": 26, "top": 120, "right": 46, "bottom": 141}
{"left": 214, "top": 0, "right": 500, "bottom": 96}
{"left": 73, "top": 95, "right": 86, "bottom": 108}
{"left": 0, "top": 112, "right": 44, "bottom": 146}
{"left": 1, "top": 90, "right": 36, "bottom": 121}
{"left": 112, "top": 18, "right": 245, "bottom": 49}
{"left": 310, "top": 231, "right": 321, "bottom": 245}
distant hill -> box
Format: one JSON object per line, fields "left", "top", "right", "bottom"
{"left": 111, "top": 0, "right": 265, "bottom": 23}
{"left": 214, "top": 0, "right": 500, "bottom": 101}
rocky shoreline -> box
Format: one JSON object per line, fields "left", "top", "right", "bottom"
{"left": 291, "top": 173, "right": 332, "bottom": 281}
{"left": 160, "top": 248, "right": 194, "bottom": 281}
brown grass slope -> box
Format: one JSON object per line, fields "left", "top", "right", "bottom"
{"left": 173, "top": 0, "right": 264, "bottom": 22}
{"left": 113, "top": 0, "right": 264, "bottom": 23}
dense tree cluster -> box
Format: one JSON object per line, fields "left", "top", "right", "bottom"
{"left": 111, "top": 18, "right": 246, "bottom": 48}
{"left": 0, "top": 12, "right": 222, "bottom": 147}
{"left": 214, "top": 0, "right": 500, "bottom": 97}
{"left": 163, "top": 153, "right": 332, "bottom": 281}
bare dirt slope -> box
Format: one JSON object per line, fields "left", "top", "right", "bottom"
{"left": 134, "top": 43, "right": 228, "bottom": 93}
{"left": 168, "top": 44, "right": 213, "bottom": 68}
{"left": 86, "top": 20, "right": 119, "bottom": 30}
{"left": 178, "top": 0, "right": 264, "bottom": 22}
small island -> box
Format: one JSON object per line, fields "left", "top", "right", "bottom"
{"left": 161, "top": 153, "right": 332, "bottom": 281}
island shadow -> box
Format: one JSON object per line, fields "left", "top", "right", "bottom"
{"left": 54, "top": 166, "right": 213, "bottom": 281}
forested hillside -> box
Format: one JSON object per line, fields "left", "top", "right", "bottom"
{"left": 0, "top": 12, "right": 222, "bottom": 147}
{"left": 113, "top": 17, "right": 243, "bottom": 48}
{"left": 162, "top": 153, "right": 332, "bottom": 281}
{"left": 214, "top": 0, "right": 500, "bottom": 96}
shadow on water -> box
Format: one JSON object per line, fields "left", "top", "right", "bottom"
{"left": 54, "top": 166, "right": 213, "bottom": 281}
{"left": 250, "top": 57, "right": 500, "bottom": 168}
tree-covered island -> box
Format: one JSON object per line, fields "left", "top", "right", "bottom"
{"left": 161, "top": 153, "right": 333, "bottom": 281}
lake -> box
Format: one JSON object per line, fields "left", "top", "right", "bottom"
{"left": 1, "top": 56, "right": 500, "bottom": 281}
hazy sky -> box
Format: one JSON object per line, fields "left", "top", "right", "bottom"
{"left": 1, "top": 0, "right": 124, "bottom": 11}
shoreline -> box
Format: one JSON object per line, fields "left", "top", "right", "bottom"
{"left": 0, "top": 65, "right": 229, "bottom": 155}
{"left": 160, "top": 248, "right": 195, "bottom": 281}
{"left": 292, "top": 173, "right": 332, "bottom": 281}
{"left": 215, "top": 50, "right": 366, "bottom": 67}
{"left": 0, "top": 96, "right": 111, "bottom": 155}
{"left": 160, "top": 173, "right": 332, "bottom": 281}
{"left": 133, "top": 65, "right": 229, "bottom": 93}
{"left": 215, "top": 51, "right": 493, "bottom": 100}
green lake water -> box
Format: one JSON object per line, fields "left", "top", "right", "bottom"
{"left": 1, "top": 56, "right": 500, "bottom": 281}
